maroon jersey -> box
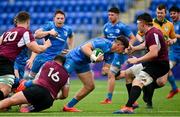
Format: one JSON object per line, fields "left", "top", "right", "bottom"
{"left": 0, "top": 26, "right": 35, "bottom": 61}
{"left": 145, "top": 27, "right": 168, "bottom": 61}
{"left": 35, "top": 61, "right": 69, "bottom": 98}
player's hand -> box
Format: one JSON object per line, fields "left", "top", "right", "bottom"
{"left": 166, "top": 39, "right": 177, "bottom": 46}
{"left": 127, "top": 56, "right": 138, "bottom": 64}
{"left": 61, "top": 49, "right": 70, "bottom": 55}
{"left": 26, "top": 59, "right": 34, "bottom": 69}
{"left": 95, "top": 55, "right": 104, "bottom": 62}
{"left": 49, "top": 29, "right": 58, "bottom": 37}
{"left": 44, "top": 39, "right": 52, "bottom": 48}
{"left": 126, "top": 44, "right": 135, "bottom": 55}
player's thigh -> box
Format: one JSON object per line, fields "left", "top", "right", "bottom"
{"left": 77, "top": 71, "right": 94, "bottom": 87}
{"left": 9, "top": 91, "right": 28, "bottom": 105}
{"left": 31, "top": 56, "right": 46, "bottom": 73}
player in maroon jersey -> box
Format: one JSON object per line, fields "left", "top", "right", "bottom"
{"left": 113, "top": 13, "right": 170, "bottom": 114}
{"left": 0, "top": 11, "right": 51, "bottom": 100}
{"left": 0, "top": 55, "right": 69, "bottom": 112}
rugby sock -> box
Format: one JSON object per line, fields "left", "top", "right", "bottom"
{"left": 0, "top": 91, "right": 4, "bottom": 100}
{"left": 107, "top": 93, "right": 112, "bottom": 100}
{"left": 144, "top": 83, "right": 155, "bottom": 104}
{"left": 126, "top": 86, "right": 141, "bottom": 107}
{"left": 126, "top": 83, "right": 132, "bottom": 98}
{"left": 67, "top": 98, "right": 79, "bottom": 108}
{"left": 24, "top": 80, "right": 33, "bottom": 88}
{"left": 168, "top": 75, "right": 178, "bottom": 91}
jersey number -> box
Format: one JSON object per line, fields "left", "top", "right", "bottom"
{"left": 48, "top": 68, "right": 60, "bottom": 82}
{"left": 3, "top": 31, "right": 18, "bottom": 42}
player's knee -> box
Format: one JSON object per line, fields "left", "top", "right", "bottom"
{"left": 85, "top": 84, "right": 95, "bottom": 91}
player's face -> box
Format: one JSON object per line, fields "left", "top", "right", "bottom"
{"left": 156, "top": 8, "right": 166, "bottom": 21}
{"left": 54, "top": 13, "right": 65, "bottom": 27}
{"left": 108, "top": 12, "right": 119, "bottom": 23}
{"left": 137, "top": 20, "right": 144, "bottom": 33}
{"left": 170, "top": 11, "right": 179, "bottom": 22}
{"left": 113, "top": 41, "right": 125, "bottom": 53}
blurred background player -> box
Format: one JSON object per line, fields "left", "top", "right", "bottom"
{"left": 29, "top": 9, "right": 74, "bottom": 79}
{"left": 100, "top": 7, "right": 137, "bottom": 104}
{"left": 0, "top": 55, "right": 69, "bottom": 112}
{"left": 0, "top": 11, "right": 51, "bottom": 100}
{"left": 142, "top": 4, "right": 177, "bottom": 108}
{"left": 166, "top": 6, "right": 180, "bottom": 99}
{"left": 114, "top": 13, "right": 169, "bottom": 114}
{"left": 62, "top": 36, "right": 129, "bottom": 112}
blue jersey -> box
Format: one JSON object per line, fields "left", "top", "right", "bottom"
{"left": 15, "top": 47, "right": 28, "bottom": 65}
{"left": 39, "top": 21, "right": 73, "bottom": 59}
{"left": 66, "top": 38, "right": 113, "bottom": 64}
{"left": 170, "top": 20, "right": 180, "bottom": 54}
{"left": 103, "top": 21, "right": 133, "bottom": 42}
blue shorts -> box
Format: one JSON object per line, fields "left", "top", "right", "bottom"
{"left": 64, "top": 57, "right": 90, "bottom": 74}
{"left": 31, "top": 55, "right": 52, "bottom": 73}
{"left": 14, "top": 61, "right": 26, "bottom": 79}
{"left": 169, "top": 51, "right": 180, "bottom": 63}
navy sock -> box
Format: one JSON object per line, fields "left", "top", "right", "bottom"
{"left": 67, "top": 98, "right": 79, "bottom": 108}
{"left": 126, "top": 83, "right": 132, "bottom": 98}
{"left": 126, "top": 86, "right": 141, "bottom": 107}
{"left": 107, "top": 93, "right": 113, "bottom": 100}
{"left": 24, "top": 80, "right": 33, "bottom": 88}
{"left": 168, "top": 75, "right": 178, "bottom": 91}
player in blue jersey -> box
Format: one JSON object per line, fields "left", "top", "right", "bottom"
{"left": 62, "top": 35, "right": 129, "bottom": 112}
{"left": 100, "top": 7, "right": 139, "bottom": 104}
{"left": 28, "top": 9, "right": 74, "bottom": 78}
{"left": 166, "top": 6, "right": 180, "bottom": 99}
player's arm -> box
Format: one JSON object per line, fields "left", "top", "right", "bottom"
{"left": 34, "top": 28, "right": 58, "bottom": 39}
{"left": 26, "top": 52, "right": 37, "bottom": 69}
{"left": 128, "top": 44, "right": 158, "bottom": 64}
{"left": 81, "top": 42, "right": 93, "bottom": 57}
{"left": 0, "top": 34, "right": 4, "bottom": 45}
{"left": 67, "top": 35, "right": 74, "bottom": 50}
{"left": 26, "top": 40, "right": 51, "bottom": 54}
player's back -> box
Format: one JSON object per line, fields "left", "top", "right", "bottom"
{"left": 0, "top": 27, "right": 34, "bottom": 61}
{"left": 145, "top": 27, "right": 168, "bottom": 61}
{"left": 35, "top": 61, "right": 69, "bottom": 98}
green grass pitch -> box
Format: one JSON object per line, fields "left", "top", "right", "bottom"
{"left": 1, "top": 79, "right": 180, "bottom": 117}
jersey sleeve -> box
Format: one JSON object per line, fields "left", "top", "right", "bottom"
{"left": 42, "top": 22, "right": 52, "bottom": 31}
{"left": 121, "top": 24, "right": 133, "bottom": 37}
{"left": 23, "top": 31, "right": 35, "bottom": 45}
{"left": 169, "top": 23, "right": 176, "bottom": 39}
{"left": 146, "top": 32, "right": 159, "bottom": 48}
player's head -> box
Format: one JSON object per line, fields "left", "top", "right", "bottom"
{"left": 169, "top": 6, "right": 179, "bottom": 22}
{"left": 15, "top": 11, "right": 30, "bottom": 29}
{"left": 156, "top": 4, "right": 167, "bottom": 21}
{"left": 137, "top": 13, "right": 153, "bottom": 33}
{"left": 108, "top": 7, "right": 120, "bottom": 24}
{"left": 54, "top": 9, "right": 66, "bottom": 27}
{"left": 54, "top": 55, "right": 66, "bottom": 65}
{"left": 112, "top": 35, "right": 129, "bottom": 53}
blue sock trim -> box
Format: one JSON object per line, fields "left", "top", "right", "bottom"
{"left": 24, "top": 80, "right": 33, "bottom": 88}
{"left": 107, "top": 93, "right": 113, "bottom": 100}
{"left": 168, "top": 76, "right": 177, "bottom": 90}
{"left": 67, "top": 98, "right": 79, "bottom": 108}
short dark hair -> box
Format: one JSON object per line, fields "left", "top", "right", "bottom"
{"left": 116, "top": 35, "right": 129, "bottom": 49}
{"left": 108, "top": 7, "right": 120, "bottom": 14}
{"left": 54, "top": 9, "right": 65, "bottom": 17}
{"left": 137, "top": 13, "right": 153, "bottom": 26}
{"left": 157, "top": 4, "right": 167, "bottom": 13}
{"left": 169, "top": 6, "right": 179, "bottom": 13}
{"left": 16, "top": 11, "right": 30, "bottom": 23}
{"left": 54, "top": 55, "right": 66, "bottom": 65}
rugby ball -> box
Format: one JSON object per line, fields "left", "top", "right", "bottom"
{"left": 92, "top": 48, "right": 104, "bottom": 57}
